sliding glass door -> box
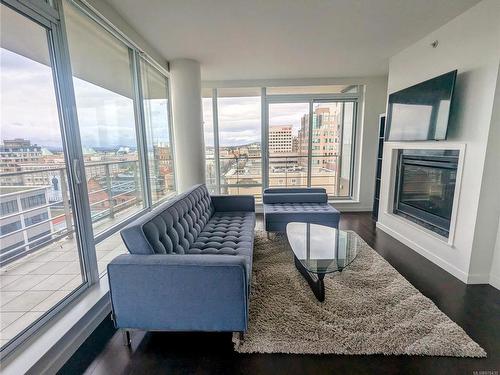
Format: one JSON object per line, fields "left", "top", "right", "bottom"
{"left": 140, "top": 57, "right": 176, "bottom": 205}
{"left": 64, "top": 2, "right": 146, "bottom": 236}
{"left": 217, "top": 88, "right": 262, "bottom": 198}
{"left": 202, "top": 87, "right": 358, "bottom": 199}
{"left": 0, "top": 0, "right": 177, "bottom": 355}
{"left": 202, "top": 88, "right": 262, "bottom": 198}
{"left": 0, "top": 2, "right": 86, "bottom": 352}
{"left": 267, "top": 102, "right": 309, "bottom": 188}
{"left": 310, "top": 101, "right": 356, "bottom": 196}
{"left": 266, "top": 98, "right": 356, "bottom": 198}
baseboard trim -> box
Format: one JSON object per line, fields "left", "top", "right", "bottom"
{"left": 376, "top": 221, "right": 469, "bottom": 283}
{"left": 489, "top": 273, "right": 500, "bottom": 290}
{"left": 467, "top": 273, "right": 491, "bottom": 284}
{"left": 335, "top": 207, "right": 373, "bottom": 212}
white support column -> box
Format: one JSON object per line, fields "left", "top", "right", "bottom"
{"left": 170, "top": 59, "right": 205, "bottom": 192}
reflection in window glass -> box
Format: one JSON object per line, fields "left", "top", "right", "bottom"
{"left": 140, "top": 58, "right": 176, "bottom": 204}
{"left": 64, "top": 1, "right": 145, "bottom": 235}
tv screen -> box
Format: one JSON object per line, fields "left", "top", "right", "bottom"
{"left": 385, "top": 70, "right": 457, "bottom": 141}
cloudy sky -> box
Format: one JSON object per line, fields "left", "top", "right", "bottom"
{"left": 1, "top": 48, "right": 64, "bottom": 148}
{"left": 202, "top": 97, "right": 311, "bottom": 148}
{"left": 2, "top": 47, "right": 335, "bottom": 152}
{"left": 1, "top": 48, "right": 171, "bottom": 150}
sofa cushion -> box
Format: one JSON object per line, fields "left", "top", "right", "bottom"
{"left": 188, "top": 212, "right": 255, "bottom": 256}
{"left": 188, "top": 211, "right": 255, "bottom": 280}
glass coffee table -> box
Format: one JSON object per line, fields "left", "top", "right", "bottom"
{"left": 286, "top": 222, "right": 360, "bottom": 302}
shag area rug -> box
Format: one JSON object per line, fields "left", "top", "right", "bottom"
{"left": 232, "top": 231, "right": 486, "bottom": 357}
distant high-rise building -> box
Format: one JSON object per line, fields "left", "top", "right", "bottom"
{"left": 269, "top": 125, "right": 293, "bottom": 154}
{"left": 298, "top": 106, "right": 342, "bottom": 170}
{"left": 0, "top": 139, "right": 42, "bottom": 173}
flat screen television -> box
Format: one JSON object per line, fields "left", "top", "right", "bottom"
{"left": 385, "top": 70, "right": 457, "bottom": 141}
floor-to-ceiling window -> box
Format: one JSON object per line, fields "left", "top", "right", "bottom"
{"left": 202, "top": 87, "right": 262, "bottom": 199}
{"left": 0, "top": 0, "right": 176, "bottom": 355}
{"left": 140, "top": 57, "right": 176, "bottom": 204}
{"left": 267, "top": 102, "right": 309, "bottom": 188}
{"left": 202, "top": 89, "right": 217, "bottom": 193}
{"left": 64, "top": 1, "right": 146, "bottom": 237}
{"left": 202, "top": 85, "right": 359, "bottom": 199}
{"left": 309, "top": 101, "right": 356, "bottom": 196}
{"left": 0, "top": 1, "right": 87, "bottom": 354}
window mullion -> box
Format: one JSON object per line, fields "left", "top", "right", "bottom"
{"left": 212, "top": 88, "right": 221, "bottom": 194}
{"left": 51, "top": 0, "right": 98, "bottom": 283}
{"left": 307, "top": 100, "right": 313, "bottom": 187}
{"left": 131, "top": 51, "right": 152, "bottom": 208}
{"left": 262, "top": 87, "right": 268, "bottom": 191}
{"left": 336, "top": 102, "right": 346, "bottom": 197}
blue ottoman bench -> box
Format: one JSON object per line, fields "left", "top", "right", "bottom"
{"left": 263, "top": 187, "right": 340, "bottom": 234}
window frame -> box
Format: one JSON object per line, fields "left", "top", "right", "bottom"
{"left": 137, "top": 55, "right": 177, "bottom": 206}
{"left": 203, "top": 87, "right": 360, "bottom": 200}
{"left": 0, "top": 0, "right": 93, "bottom": 359}
{"left": 204, "top": 88, "right": 265, "bottom": 198}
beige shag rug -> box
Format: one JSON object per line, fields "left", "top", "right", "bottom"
{"left": 232, "top": 231, "right": 486, "bottom": 357}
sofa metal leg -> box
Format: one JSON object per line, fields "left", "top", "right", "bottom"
{"left": 267, "top": 232, "right": 270, "bottom": 239}
{"left": 239, "top": 331, "right": 244, "bottom": 341}
{"left": 122, "top": 330, "right": 131, "bottom": 347}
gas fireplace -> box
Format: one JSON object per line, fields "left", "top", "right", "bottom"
{"left": 394, "top": 149, "right": 459, "bottom": 238}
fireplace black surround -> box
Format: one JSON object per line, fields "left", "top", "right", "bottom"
{"left": 394, "top": 149, "right": 459, "bottom": 238}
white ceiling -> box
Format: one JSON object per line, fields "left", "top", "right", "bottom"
{"left": 106, "top": 0, "right": 480, "bottom": 81}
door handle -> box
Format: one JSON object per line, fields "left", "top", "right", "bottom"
{"left": 73, "top": 158, "right": 82, "bottom": 184}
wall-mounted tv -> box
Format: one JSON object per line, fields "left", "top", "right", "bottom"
{"left": 385, "top": 70, "right": 457, "bottom": 141}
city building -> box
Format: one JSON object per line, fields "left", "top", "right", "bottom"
{"left": 0, "top": 186, "right": 53, "bottom": 264}
{"left": 268, "top": 125, "right": 293, "bottom": 154}
{"left": 0, "top": 139, "right": 42, "bottom": 173}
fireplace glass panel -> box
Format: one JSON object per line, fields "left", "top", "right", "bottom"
{"left": 394, "top": 149, "right": 459, "bottom": 237}
{"left": 399, "top": 164, "right": 456, "bottom": 220}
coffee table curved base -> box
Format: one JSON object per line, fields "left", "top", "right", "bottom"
{"left": 294, "top": 256, "right": 326, "bottom": 302}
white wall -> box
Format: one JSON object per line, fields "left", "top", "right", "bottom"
{"left": 490, "top": 222, "right": 500, "bottom": 289}
{"left": 202, "top": 76, "right": 388, "bottom": 211}
{"left": 484, "top": 67, "right": 500, "bottom": 289}
{"left": 378, "top": 0, "right": 500, "bottom": 285}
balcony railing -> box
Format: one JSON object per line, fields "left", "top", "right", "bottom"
{"left": 0, "top": 159, "right": 172, "bottom": 266}
{"left": 205, "top": 154, "right": 344, "bottom": 197}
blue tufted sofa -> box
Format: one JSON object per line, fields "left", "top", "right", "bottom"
{"left": 263, "top": 187, "right": 340, "bottom": 233}
{"left": 107, "top": 184, "right": 255, "bottom": 337}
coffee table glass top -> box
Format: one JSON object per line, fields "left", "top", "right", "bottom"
{"left": 286, "top": 222, "right": 360, "bottom": 274}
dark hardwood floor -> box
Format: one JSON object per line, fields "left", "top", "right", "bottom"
{"left": 59, "top": 213, "right": 500, "bottom": 375}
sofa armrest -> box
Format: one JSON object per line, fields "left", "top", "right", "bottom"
{"left": 107, "top": 254, "right": 249, "bottom": 332}
{"left": 211, "top": 195, "right": 255, "bottom": 212}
